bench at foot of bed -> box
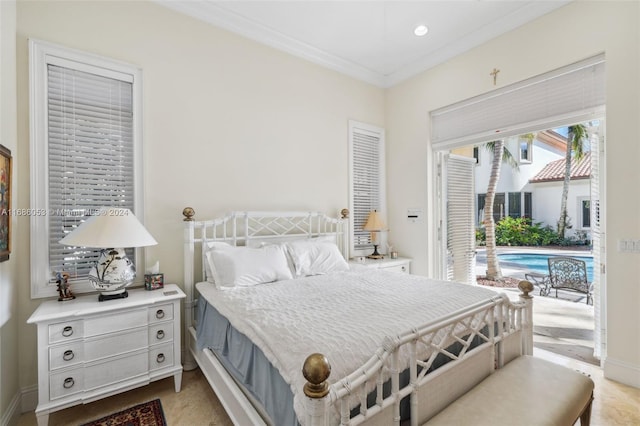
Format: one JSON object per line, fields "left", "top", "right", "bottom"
{"left": 424, "top": 355, "right": 594, "bottom": 426}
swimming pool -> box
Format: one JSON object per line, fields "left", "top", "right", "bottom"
{"left": 498, "top": 253, "right": 594, "bottom": 282}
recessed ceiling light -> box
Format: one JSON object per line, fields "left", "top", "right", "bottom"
{"left": 414, "top": 24, "right": 429, "bottom": 37}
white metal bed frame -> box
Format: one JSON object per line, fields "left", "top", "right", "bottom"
{"left": 181, "top": 208, "right": 534, "bottom": 425}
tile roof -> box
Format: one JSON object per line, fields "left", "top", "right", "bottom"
{"left": 529, "top": 152, "right": 591, "bottom": 183}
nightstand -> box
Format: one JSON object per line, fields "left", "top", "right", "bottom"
{"left": 27, "top": 284, "right": 185, "bottom": 426}
{"left": 350, "top": 257, "right": 411, "bottom": 274}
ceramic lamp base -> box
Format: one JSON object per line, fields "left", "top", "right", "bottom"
{"left": 366, "top": 245, "right": 384, "bottom": 259}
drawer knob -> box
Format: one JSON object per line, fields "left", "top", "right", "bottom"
{"left": 156, "top": 353, "right": 165, "bottom": 363}
{"left": 156, "top": 330, "right": 165, "bottom": 340}
{"left": 63, "top": 350, "right": 75, "bottom": 361}
{"left": 63, "top": 377, "right": 75, "bottom": 389}
{"left": 62, "top": 326, "right": 73, "bottom": 337}
{"left": 155, "top": 309, "right": 165, "bottom": 319}
{"left": 401, "top": 266, "right": 406, "bottom": 272}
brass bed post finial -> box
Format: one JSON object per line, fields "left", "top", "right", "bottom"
{"left": 518, "top": 280, "right": 534, "bottom": 298}
{"left": 182, "top": 207, "right": 195, "bottom": 221}
{"left": 302, "top": 353, "right": 331, "bottom": 398}
{"left": 340, "top": 208, "right": 349, "bottom": 219}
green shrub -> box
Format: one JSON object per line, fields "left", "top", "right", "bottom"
{"left": 477, "top": 216, "right": 565, "bottom": 247}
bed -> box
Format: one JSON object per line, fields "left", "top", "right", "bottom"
{"left": 181, "top": 209, "right": 534, "bottom": 426}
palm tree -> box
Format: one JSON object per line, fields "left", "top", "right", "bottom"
{"left": 482, "top": 137, "right": 521, "bottom": 280}
{"left": 557, "top": 124, "right": 588, "bottom": 239}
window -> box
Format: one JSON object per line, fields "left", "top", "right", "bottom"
{"left": 579, "top": 197, "right": 591, "bottom": 229}
{"left": 519, "top": 140, "right": 532, "bottom": 163}
{"left": 349, "top": 121, "right": 385, "bottom": 257}
{"left": 477, "top": 193, "right": 505, "bottom": 225}
{"left": 508, "top": 192, "right": 522, "bottom": 218}
{"left": 524, "top": 192, "right": 532, "bottom": 219}
{"left": 29, "top": 40, "right": 143, "bottom": 298}
{"left": 473, "top": 146, "right": 480, "bottom": 165}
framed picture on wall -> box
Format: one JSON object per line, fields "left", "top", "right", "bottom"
{"left": 0, "top": 144, "right": 11, "bottom": 262}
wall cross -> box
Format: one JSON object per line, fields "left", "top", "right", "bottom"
{"left": 490, "top": 68, "right": 500, "bottom": 85}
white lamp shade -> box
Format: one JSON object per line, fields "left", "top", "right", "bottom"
{"left": 59, "top": 207, "right": 157, "bottom": 248}
{"left": 363, "top": 210, "right": 386, "bottom": 231}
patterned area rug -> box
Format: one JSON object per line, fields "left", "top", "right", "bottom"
{"left": 81, "top": 399, "right": 167, "bottom": 426}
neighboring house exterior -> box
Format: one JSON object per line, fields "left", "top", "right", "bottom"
{"left": 472, "top": 130, "right": 592, "bottom": 240}
{"left": 529, "top": 152, "right": 592, "bottom": 241}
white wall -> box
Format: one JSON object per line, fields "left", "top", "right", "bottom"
{"left": 386, "top": 1, "right": 639, "bottom": 387}
{"left": 15, "top": 0, "right": 384, "bottom": 396}
{"left": 0, "top": 0, "right": 20, "bottom": 423}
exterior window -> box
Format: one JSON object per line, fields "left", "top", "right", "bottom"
{"left": 477, "top": 194, "right": 485, "bottom": 226}
{"left": 477, "top": 192, "right": 505, "bottom": 225}
{"left": 519, "top": 139, "right": 532, "bottom": 163}
{"left": 580, "top": 198, "right": 591, "bottom": 228}
{"left": 473, "top": 146, "right": 480, "bottom": 165}
{"left": 524, "top": 192, "right": 533, "bottom": 219}
{"left": 508, "top": 192, "right": 521, "bottom": 218}
{"left": 29, "top": 40, "right": 143, "bottom": 298}
{"left": 349, "top": 121, "right": 385, "bottom": 256}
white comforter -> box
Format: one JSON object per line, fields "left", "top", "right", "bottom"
{"left": 196, "top": 268, "right": 500, "bottom": 424}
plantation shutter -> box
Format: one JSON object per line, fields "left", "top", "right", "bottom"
{"left": 444, "top": 154, "right": 476, "bottom": 284}
{"left": 590, "top": 128, "right": 604, "bottom": 359}
{"left": 47, "top": 64, "right": 135, "bottom": 281}
{"left": 349, "top": 121, "right": 385, "bottom": 254}
{"left": 431, "top": 54, "right": 605, "bottom": 150}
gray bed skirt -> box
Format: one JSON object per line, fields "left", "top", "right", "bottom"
{"left": 197, "top": 297, "right": 299, "bottom": 425}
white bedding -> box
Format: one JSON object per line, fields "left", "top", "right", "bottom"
{"left": 196, "top": 268, "right": 500, "bottom": 424}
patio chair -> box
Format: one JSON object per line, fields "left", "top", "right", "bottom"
{"left": 547, "top": 256, "right": 593, "bottom": 305}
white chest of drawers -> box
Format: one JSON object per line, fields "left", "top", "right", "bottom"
{"left": 27, "top": 284, "right": 185, "bottom": 426}
{"left": 350, "top": 257, "right": 412, "bottom": 274}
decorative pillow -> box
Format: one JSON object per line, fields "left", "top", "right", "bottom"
{"left": 205, "top": 244, "right": 293, "bottom": 288}
{"left": 285, "top": 239, "right": 349, "bottom": 277}
{"left": 203, "top": 241, "right": 231, "bottom": 283}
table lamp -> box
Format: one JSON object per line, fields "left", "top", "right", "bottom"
{"left": 363, "top": 210, "right": 385, "bottom": 259}
{"left": 59, "top": 207, "right": 157, "bottom": 301}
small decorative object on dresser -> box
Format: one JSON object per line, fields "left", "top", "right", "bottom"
{"left": 145, "top": 273, "right": 164, "bottom": 290}
{"left": 27, "top": 284, "right": 185, "bottom": 426}
{"left": 59, "top": 207, "right": 157, "bottom": 301}
{"left": 55, "top": 271, "right": 75, "bottom": 301}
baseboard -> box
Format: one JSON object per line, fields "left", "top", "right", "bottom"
{"left": 604, "top": 357, "right": 640, "bottom": 388}
{"left": 21, "top": 384, "right": 38, "bottom": 412}
{"left": 1, "top": 390, "right": 21, "bottom": 426}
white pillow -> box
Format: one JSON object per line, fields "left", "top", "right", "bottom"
{"left": 205, "top": 244, "right": 293, "bottom": 288}
{"left": 203, "top": 241, "right": 231, "bottom": 283}
{"left": 285, "top": 240, "right": 349, "bottom": 277}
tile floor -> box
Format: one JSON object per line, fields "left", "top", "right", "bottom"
{"left": 17, "top": 351, "right": 640, "bottom": 426}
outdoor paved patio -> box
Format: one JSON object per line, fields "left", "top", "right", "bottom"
{"left": 475, "top": 247, "right": 598, "bottom": 365}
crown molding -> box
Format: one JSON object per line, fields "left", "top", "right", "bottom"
{"left": 155, "top": 0, "right": 571, "bottom": 89}
{"left": 156, "top": 0, "right": 387, "bottom": 87}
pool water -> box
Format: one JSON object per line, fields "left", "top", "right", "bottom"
{"left": 498, "top": 253, "right": 594, "bottom": 282}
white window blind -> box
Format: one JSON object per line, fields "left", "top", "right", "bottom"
{"left": 349, "top": 121, "right": 385, "bottom": 254}
{"left": 48, "top": 64, "right": 135, "bottom": 279}
{"left": 30, "top": 39, "right": 143, "bottom": 298}
{"left": 431, "top": 54, "right": 605, "bottom": 150}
